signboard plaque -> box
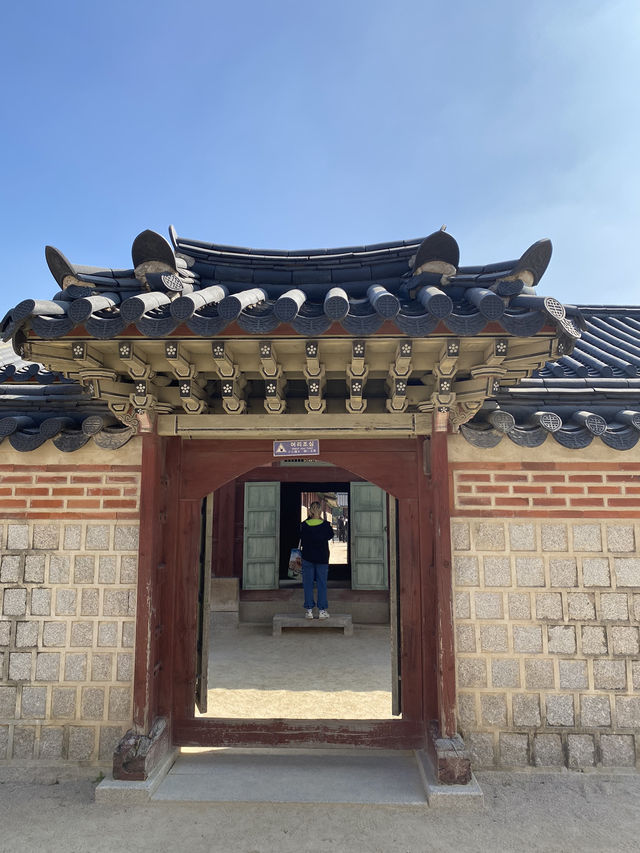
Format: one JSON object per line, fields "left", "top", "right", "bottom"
{"left": 273, "top": 439, "right": 320, "bottom": 457}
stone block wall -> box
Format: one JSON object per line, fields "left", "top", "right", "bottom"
{"left": 450, "top": 454, "right": 640, "bottom": 770}
{"left": 0, "top": 451, "right": 141, "bottom": 767}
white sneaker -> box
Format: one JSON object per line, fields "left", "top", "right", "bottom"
{"left": 305, "top": 609, "right": 314, "bottom": 619}
{"left": 318, "top": 610, "right": 330, "bottom": 620}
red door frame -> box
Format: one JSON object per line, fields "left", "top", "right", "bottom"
{"left": 133, "top": 434, "right": 455, "bottom": 750}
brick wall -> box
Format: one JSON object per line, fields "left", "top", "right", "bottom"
{"left": 450, "top": 445, "right": 640, "bottom": 769}
{"left": 0, "top": 445, "right": 141, "bottom": 767}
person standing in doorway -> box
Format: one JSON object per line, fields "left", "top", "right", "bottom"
{"left": 300, "top": 500, "right": 334, "bottom": 620}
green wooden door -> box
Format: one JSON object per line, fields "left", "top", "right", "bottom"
{"left": 351, "top": 482, "right": 388, "bottom": 590}
{"left": 243, "top": 482, "right": 280, "bottom": 590}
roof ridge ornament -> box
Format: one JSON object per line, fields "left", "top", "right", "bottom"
{"left": 411, "top": 230, "right": 460, "bottom": 279}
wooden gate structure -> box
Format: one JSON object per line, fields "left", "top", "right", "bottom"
{"left": 1, "top": 226, "right": 571, "bottom": 781}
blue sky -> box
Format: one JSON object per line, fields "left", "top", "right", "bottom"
{"left": 1, "top": 0, "right": 639, "bottom": 307}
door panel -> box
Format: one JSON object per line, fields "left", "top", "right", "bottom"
{"left": 243, "top": 482, "right": 280, "bottom": 589}
{"left": 195, "top": 493, "right": 214, "bottom": 713}
{"left": 351, "top": 482, "right": 388, "bottom": 590}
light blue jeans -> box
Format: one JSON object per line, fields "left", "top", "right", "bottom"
{"left": 302, "top": 559, "right": 329, "bottom": 611}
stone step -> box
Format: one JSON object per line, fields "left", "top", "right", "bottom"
{"left": 272, "top": 613, "right": 353, "bottom": 636}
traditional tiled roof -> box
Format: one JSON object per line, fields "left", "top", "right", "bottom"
{"left": 1, "top": 228, "right": 578, "bottom": 343}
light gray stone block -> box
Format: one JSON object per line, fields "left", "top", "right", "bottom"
{"left": 567, "top": 593, "right": 595, "bottom": 621}
{"left": 582, "top": 557, "right": 611, "bottom": 587}
{"left": 9, "top": 652, "right": 32, "bottom": 680}
{"left": 483, "top": 557, "right": 511, "bottom": 587}
{"left": 610, "top": 626, "right": 639, "bottom": 655}
{"left": 474, "top": 592, "right": 503, "bottom": 619}
{"left": 116, "top": 653, "right": 133, "bottom": 682}
{"left": 536, "top": 593, "right": 563, "bottom": 620}
{"left": 7, "top": 524, "right": 29, "bottom": 550}
{"left": 606, "top": 525, "right": 635, "bottom": 553}
{"left": 573, "top": 524, "right": 602, "bottom": 552}
{"left": 567, "top": 734, "right": 595, "bottom": 768}
{"left": 21, "top": 686, "right": 46, "bottom": 717}
{"left": 546, "top": 693, "right": 574, "bottom": 726}
{"left": 515, "top": 557, "right": 545, "bottom": 587}
{"left": 35, "top": 652, "right": 60, "bottom": 681}
{"left": 43, "top": 621, "right": 67, "bottom": 647}
{"left": 33, "top": 524, "right": 59, "bottom": 550}
{"left": 593, "top": 660, "right": 626, "bottom": 690}
{"left": 558, "top": 659, "right": 588, "bottom": 689}
{"left": 0, "top": 686, "right": 17, "bottom": 717}
{"left": 99, "top": 726, "right": 124, "bottom": 761}
{"left": 457, "top": 658, "right": 487, "bottom": 688}
{"left": 451, "top": 522, "right": 470, "bottom": 551}
{"left": 119, "top": 556, "right": 137, "bottom": 585}
{"left": 30, "top": 588, "right": 51, "bottom": 616}
{"left": 52, "top": 686, "right": 77, "bottom": 718}
{"left": 127, "top": 590, "right": 136, "bottom": 616}
{"left": 474, "top": 522, "right": 505, "bottom": 551}
{"left": 0, "top": 726, "right": 8, "bottom": 759}
{"left": 103, "top": 589, "right": 130, "bottom": 616}
{"left": 0, "top": 620, "right": 10, "bottom": 645}
{"left": 39, "top": 727, "right": 64, "bottom": 760}
{"left": 55, "top": 589, "right": 77, "bottom": 617}
{"left": 600, "top": 593, "right": 629, "bottom": 621}
{"left": 580, "top": 695, "right": 611, "bottom": 727}
{"left": 98, "top": 556, "right": 117, "bottom": 584}
{"left": 615, "top": 696, "right": 640, "bottom": 728}
{"left": 12, "top": 726, "right": 35, "bottom": 759}
{"left": 480, "top": 694, "right": 507, "bottom": 726}
{"left": 3, "top": 588, "right": 27, "bottom": 616}
{"left": 600, "top": 734, "right": 636, "bottom": 766}
{"left": 480, "top": 625, "right": 508, "bottom": 652}
{"left": 456, "top": 625, "right": 476, "bottom": 653}
{"left": 70, "top": 621, "right": 94, "bottom": 647}
{"left": 64, "top": 653, "right": 87, "bottom": 682}
{"left": 466, "top": 733, "right": 496, "bottom": 768}
{"left": 74, "top": 556, "right": 95, "bottom": 584}
{"left": 80, "top": 588, "right": 99, "bottom": 616}
{"left": 499, "top": 733, "right": 529, "bottom": 766}
{"left": 114, "top": 526, "right": 139, "bottom": 551}
{"left": 533, "top": 734, "right": 563, "bottom": 766}
{"left": 512, "top": 693, "right": 541, "bottom": 726}
{"left": 633, "top": 594, "right": 640, "bottom": 621}
{"left": 613, "top": 558, "right": 640, "bottom": 587}
{"left": 98, "top": 622, "right": 118, "bottom": 648}
{"left": 108, "top": 687, "right": 131, "bottom": 721}
{"left": 548, "top": 625, "right": 576, "bottom": 654}
{"left": 91, "top": 654, "right": 113, "bottom": 681}
{"left": 63, "top": 525, "right": 82, "bottom": 551}
{"left": 491, "top": 658, "right": 520, "bottom": 688}
{"left": 48, "top": 555, "right": 70, "bottom": 584}
{"left": 541, "top": 525, "right": 568, "bottom": 552}
{"left": 15, "top": 621, "right": 38, "bottom": 647}
{"left": 582, "top": 625, "right": 607, "bottom": 655}
{"left": 81, "top": 687, "right": 105, "bottom": 720}
{"left": 513, "top": 626, "right": 543, "bottom": 654}
{"left": 454, "top": 556, "right": 479, "bottom": 586}
{"left": 68, "top": 726, "right": 95, "bottom": 760}
{"left": 86, "top": 525, "right": 111, "bottom": 550}
{"left": 508, "top": 593, "right": 531, "bottom": 620}
{"left": 525, "top": 659, "right": 555, "bottom": 689}
{"left": 121, "top": 622, "right": 135, "bottom": 648}
{"left": 550, "top": 558, "right": 578, "bottom": 587}
{"left": 24, "top": 554, "right": 45, "bottom": 583}
{"left": 457, "top": 693, "right": 477, "bottom": 727}
{"left": 455, "top": 592, "right": 470, "bottom": 619}
{"left": 1, "top": 555, "right": 22, "bottom": 583}
{"left": 508, "top": 524, "right": 536, "bottom": 551}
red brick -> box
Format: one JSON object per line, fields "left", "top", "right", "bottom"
{"left": 15, "top": 487, "right": 49, "bottom": 496}
{"left": 0, "top": 475, "right": 34, "bottom": 484}
{"left": 70, "top": 476, "right": 103, "bottom": 484}
{"left": 51, "top": 487, "right": 86, "bottom": 496}
{"left": 625, "top": 487, "right": 640, "bottom": 494}
{"left": 530, "top": 498, "right": 567, "bottom": 507}
{"left": 495, "top": 498, "right": 529, "bottom": 507}
{"left": 105, "top": 475, "right": 139, "bottom": 484}
{"left": 607, "top": 474, "right": 640, "bottom": 482}
{"left": 608, "top": 498, "right": 640, "bottom": 507}
{"left": 588, "top": 486, "right": 621, "bottom": 494}
{"left": 494, "top": 474, "right": 529, "bottom": 482}
{"left": 568, "top": 475, "right": 603, "bottom": 483}
{"left": 102, "top": 499, "right": 138, "bottom": 509}
{"left": 458, "top": 474, "right": 491, "bottom": 482}
{"left": 457, "top": 485, "right": 473, "bottom": 493}
{"left": 458, "top": 496, "right": 492, "bottom": 506}
{"left": 530, "top": 474, "right": 567, "bottom": 483}
{"left": 35, "top": 475, "right": 68, "bottom": 484}
{"left": 551, "top": 486, "right": 585, "bottom": 494}
{"left": 123, "top": 487, "right": 139, "bottom": 496}
{"left": 474, "top": 485, "right": 510, "bottom": 493}
{"left": 0, "top": 499, "right": 27, "bottom": 508}
{"left": 29, "top": 499, "right": 64, "bottom": 508}
{"left": 570, "top": 498, "right": 605, "bottom": 507}
{"left": 513, "top": 486, "right": 547, "bottom": 494}
{"left": 87, "top": 488, "right": 121, "bottom": 497}
{"left": 0, "top": 488, "right": 13, "bottom": 496}
{"left": 66, "top": 499, "right": 101, "bottom": 509}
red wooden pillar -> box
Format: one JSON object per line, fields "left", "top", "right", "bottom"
{"left": 429, "top": 429, "right": 456, "bottom": 737}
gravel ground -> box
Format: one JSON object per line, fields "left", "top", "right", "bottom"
{"left": 0, "top": 770, "right": 639, "bottom": 853}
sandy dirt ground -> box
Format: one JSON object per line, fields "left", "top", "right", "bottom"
{"left": 0, "top": 770, "right": 639, "bottom": 853}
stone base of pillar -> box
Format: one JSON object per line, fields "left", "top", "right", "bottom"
{"left": 426, "top": 720, "right": 472, "bottom": 785}
{"left": 112, "top": 717, "right": 171, "bottom": 781}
